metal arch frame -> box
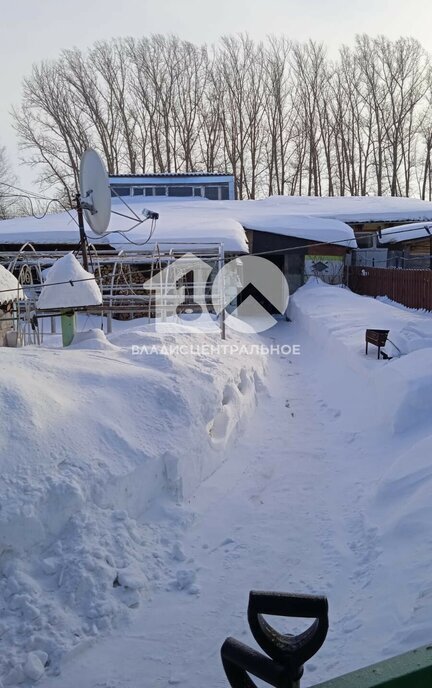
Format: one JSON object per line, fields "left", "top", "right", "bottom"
{"left": 0, "top": 241, "right": 227, "bottom": 345}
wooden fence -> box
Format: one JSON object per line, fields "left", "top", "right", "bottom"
{"left": 347, "top": 266, "right": 432, "bottom": 311}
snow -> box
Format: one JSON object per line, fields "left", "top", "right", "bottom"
{"left": 2, "top": 279, "right": 432, "bottom": 686}
{"left": 0, "top": 264, "right": 23, "bottom": 303}
{"left": 16, "top": 284, "right": 429, "bottom": 688}
{"left": 379, "top": 221, "right": 432, "bottom": 244}
{"left": 4, "top": 194, "right": 432, "bottom": 254}
{"left": 290, "top": 280, "right": 432, "bottom": 432}
{"left": 0, "top": 198, "right": 249, "bottom": 253}
{"left": 0, "top": 320, "right": 265, "bottom": 683}
{"left": 383, "top": 322, "right": 432, "bottom": 357}
{"left": 36, "top": 253, "right": 102, "bottom": 310}
{"left": 229, "top": 208, "right": 355, "bottom": 246}
{"left": 256, "top": 194, "right": 432, "bottom": 224}
{"left": 0, "top": 195, "right": 357, "bottom": 251}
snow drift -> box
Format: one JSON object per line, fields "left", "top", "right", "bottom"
{"left": 0, "top": 324, "right": 265, "bottom": 682}
{"left": 289, "top": 279, "right": 432, "bottom": 434}
{"left": 369, "top": 429, "right": 432, "bottom": 655}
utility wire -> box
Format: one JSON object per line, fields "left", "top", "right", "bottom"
{"left": 0, "top": 276, "right": 98, "bottom": 296}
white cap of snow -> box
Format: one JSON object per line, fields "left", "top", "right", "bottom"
{"left": 36, "top": 253, "right": 102, "bottom": 310}
{"left": 0, "top": 264, "right": 23, "bottom": 303}
{"left": 379, "top": 221, "right": 432, "bottom": 244}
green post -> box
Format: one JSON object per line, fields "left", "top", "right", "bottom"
{"left": 61, "top": 311, "right": 76, "bottom": 347}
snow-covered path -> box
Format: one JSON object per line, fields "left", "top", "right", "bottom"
{"left": 40, "top": 321, "right": 383, "bottom": 688}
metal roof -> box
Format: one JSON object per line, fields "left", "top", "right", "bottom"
{"left": 109, "top": 172, "right": 232, "bottom": 179}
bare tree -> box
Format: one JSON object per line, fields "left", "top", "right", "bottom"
{"left": 13, "top": 59, "right": 89, "bottom": 205}
{"left": 11, "top": 32, "right": 432, "bottom": 201}
{"left": 0, "top": 145, "right": 19, "bottom": 219}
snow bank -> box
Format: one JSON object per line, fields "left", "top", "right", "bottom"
{"left": 36, "top": 253, "right": 102, "bottom": 310}
{"left": 289, "top": 280, "right": 432, "bottom": 658}
{"left": 374, "top": 349, "right": 432, "bottom": 433}
{"left": 0, "top": 323, "right": 265, "bottom": 682}
{"left": 375, "top": 435, "right": 432, "bottom": 528}
{"left": 383, "top": 322, "right": 432, "bottom": 357}
{"left": 290, "top": 280, "right": 432, "bottom": 434}
{"left": 369, "top": 429, "right": 432, "bottom": 653}
{"left": 376, "top": 295, "right": 432, "bottom": 316}
{"left": 0, "top": 264, "right": 23, "bottom": 303}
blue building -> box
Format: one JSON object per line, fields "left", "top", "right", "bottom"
{"left": 109, "top": 172, "right": 235, "bottom": 201}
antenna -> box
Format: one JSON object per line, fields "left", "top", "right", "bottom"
{"left": 77, "top": 149, "right": 112, "bottom": 270}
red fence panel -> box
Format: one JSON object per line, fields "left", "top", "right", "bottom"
{"left": 347, "top": 267, "right": 432, "bottom": 311}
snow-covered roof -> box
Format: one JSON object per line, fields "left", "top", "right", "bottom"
{"left": 0, "top": 198, "right": 248, "bottom": 253}
{"left": 379, "top": 221, "right": 432, "bottom": 245}
{"left": 0, "top": 264, "right": 23, "bottom": 303}
{"left": 232, "top": 208, "right": 354, "bottom": 246}
{"left": 253, "top": 195, "right": 432, "bottom": 224}
{"left": 36, "top": 253, "right": 102, "bottom": 310}
{"left": 0, "top": 196, "right": 357, "bottom": 251}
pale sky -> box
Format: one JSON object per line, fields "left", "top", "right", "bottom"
{"left": 1, "top": 0, "right": 432, "bottom": 189}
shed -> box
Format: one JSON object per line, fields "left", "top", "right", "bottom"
{"left": 379, "top": 222, "right": 432, "bottom": 268}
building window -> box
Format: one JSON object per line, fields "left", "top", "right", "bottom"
{"left": 168, "top": 186, "right": 193, "bottom": 197}
{"left": 193, "top": 187, "right": 203, "bottom": 197}
{"left": 132, "top": 187, "right": 144, "bottom": 196}
{"left": 204, "top": 186, "right": 219, "bottom": 200}
{"left": 144, "top": 188, "right": 154, "bottom": 196}
{"left": 111, "top": 186, "right": 131, "bottom": 197}
{"left": 221, "top": 184, "right": 229, "bottom": 200}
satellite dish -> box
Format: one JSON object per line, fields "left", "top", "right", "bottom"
{"left": 79, "top": 149, "right": 111, "bottom": 236}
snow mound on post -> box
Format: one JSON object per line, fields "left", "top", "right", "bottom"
{"left": 0, "top": 264, "right": 23, "bottom": 303}
{"left": 37, "top": 253, "right": 102, "bottom": 310}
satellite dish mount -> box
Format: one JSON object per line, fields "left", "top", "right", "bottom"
{"left": 75, "top": 192, "right": 89, "bottom": 271}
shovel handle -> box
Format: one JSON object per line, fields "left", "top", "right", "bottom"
{"left": 247, "top": 591, "right": 329, "bottom": 675}
{"left": 221, "top": 637, "right": 290, "bottom": 688}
